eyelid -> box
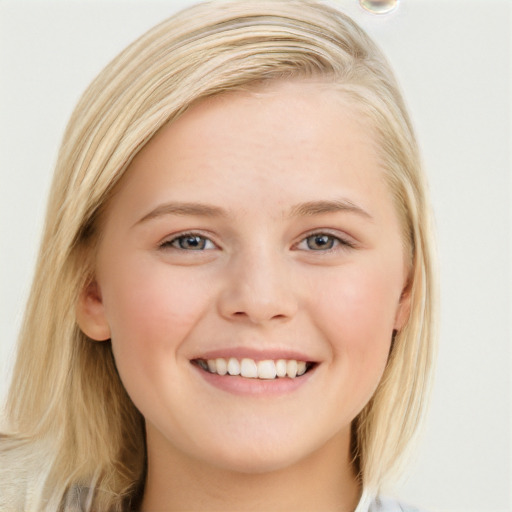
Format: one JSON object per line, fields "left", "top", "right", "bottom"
{"left": 293, "top": 230, "right": 356, "bottom": 251}
{"left": 159, "top": 231, "right": 218, "bottom": 251}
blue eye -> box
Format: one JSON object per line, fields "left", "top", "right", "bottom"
{"left": 305, "top": 234, "right": 336, "bottom": 250}
{"left": 162, "top": 234, "right": 215, "bottom": 251}
{"left": 297, "top": 233, "right": 352, "bottom": 251}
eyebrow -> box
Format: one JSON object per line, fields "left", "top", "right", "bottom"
{"left": 135, "top": 202, "right": 227, "bottom": 226}
{"left": 287, "top": 199, "right": 373, "bottom": 220}
{"left": 135, "top": 198, "right": 372, "bottom": 226}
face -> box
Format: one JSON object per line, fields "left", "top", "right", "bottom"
{"left": 78, "top": 80, "right": 410, "bottom": 474}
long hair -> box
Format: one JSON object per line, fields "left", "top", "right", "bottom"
{"left": 1, "top": 1, "right": 437, "bottom": 510}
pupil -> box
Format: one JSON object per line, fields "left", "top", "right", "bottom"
{"left": 182, "top": 236, "right": 204, "bottom": 249}
{"left": 309, "top": 234, "right": 333, "bottom": 250}
{"left": 315, "top": 235, "right": 328, "bottom": 246}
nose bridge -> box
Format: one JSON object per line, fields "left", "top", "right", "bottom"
{"left": 218, "top": 241, "right": 297, "bottom": 324}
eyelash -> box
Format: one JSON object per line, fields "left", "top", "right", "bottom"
{"left": 159, "top": 231, "right": 354, "bottom": 252}
{"left": 295, "top": 232, "right": 355, "bottom": 252}
{"left": 160, "top": 232, "right": 217, "bottom": 251}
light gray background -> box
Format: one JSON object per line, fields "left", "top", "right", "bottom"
{"left": 0, "top": 1, "right": 510, "bottom": 511}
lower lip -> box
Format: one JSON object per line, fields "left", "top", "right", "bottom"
{"left": 192, "top": 364, "right": 316, "bottom": 396}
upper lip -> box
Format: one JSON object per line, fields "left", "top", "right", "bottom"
{"left": 191, "top": 347, "right": 318, "bottom": 362}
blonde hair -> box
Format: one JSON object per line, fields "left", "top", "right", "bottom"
{"left": 1, "top": 1, "right": 437, "bottom": 510}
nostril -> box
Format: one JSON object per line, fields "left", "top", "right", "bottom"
{"left": 231, "top": 311, "right": 289, "bottom": 323}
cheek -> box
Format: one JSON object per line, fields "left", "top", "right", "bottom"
{"left": 100, "top": 261, "right": 211, "bottom": 364}
{"left": 311, "top": 264, "right": 400, "bottom": 385}
{"left": 319, "top": 266, "right": 398, "bottom": 338}
{"left": 313, "top": 267, "right": 400, "bottom": 420}
{"left": 99, "top": 261, "right": 216, "bottom": 417}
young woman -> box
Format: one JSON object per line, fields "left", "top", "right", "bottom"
{"left": 0, "top": 1, "right": 437, "bottom": 510}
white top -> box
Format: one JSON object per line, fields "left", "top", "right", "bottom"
{"left": 355, "top": 490, "right": 427, "bottom": 512}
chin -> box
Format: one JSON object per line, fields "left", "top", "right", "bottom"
{"left": 188, "top": 427, "right": 325, "bottom": 476}
{"left": 203, "top": 446, "right": 304, "bottom": 475}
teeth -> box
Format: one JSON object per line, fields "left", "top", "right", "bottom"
{"left": 227, "top": 357, "right": 240, "bottom": 376}
{"left": 200, "top": 357, "right": 311, "bottom": 380}
{"left": 240, "top": 358, "right": 258, "bottom": 378}
{"left": 275, "top": 359, "right": 287, "bottom": 377}
{"left": 258, "top": 360, "right": 277, "bottom": 379}
{"left": 286, "top": 359, "right": 297, "bottom": 378}
{"left": 215, "top": 358, "right": 227, "bottom": 376}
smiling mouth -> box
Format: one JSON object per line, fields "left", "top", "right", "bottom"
{"left": 192, "top": 357, "right": 316, "bottom": 380}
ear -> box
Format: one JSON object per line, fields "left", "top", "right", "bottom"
{"left": 394, "top": 283, "right": 412, "bottom": 331}
{"left": 76, "top": 280, "right": 111, "bottom": 341}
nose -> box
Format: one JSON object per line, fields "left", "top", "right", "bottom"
{"left": 217, "top": 248, "right": 298, "bottom": 325}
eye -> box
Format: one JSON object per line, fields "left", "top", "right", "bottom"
{"left": 296, "top": 233, "right": 353, "bottom": 251}
{"left": 161, "top": 233, "right": 216, "bottom": 251}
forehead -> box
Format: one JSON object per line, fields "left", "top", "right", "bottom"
{"left": 129, "top": 79, "right": 378, "bottom": 184}
{"left": 101, "top": 80, "right": 404, "bottom": 237}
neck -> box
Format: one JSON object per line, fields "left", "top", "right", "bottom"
{"left": 141, "top": 426, "right": 361, "bottom": 512}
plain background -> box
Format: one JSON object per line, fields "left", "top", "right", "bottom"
{"left": 0, "top": 1, "right": 510, "bottom": 511}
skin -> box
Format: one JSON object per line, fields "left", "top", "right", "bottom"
{"left": 77, "top": 80, "right": 411, "bottom": 511}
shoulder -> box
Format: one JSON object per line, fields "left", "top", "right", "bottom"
{"left": 369, "top": 495, "right": 429, "bottom": 512}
